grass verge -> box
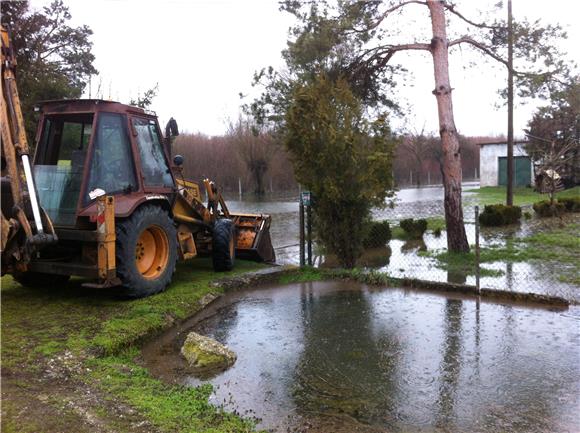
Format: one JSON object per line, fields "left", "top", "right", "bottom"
{"left": 1, "top": 258, "right": 265, "bottom": 433}
{"left": 467, "top": 186, "right": 580, "bottom": 206}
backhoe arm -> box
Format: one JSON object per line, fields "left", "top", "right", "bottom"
{"left": 1, "top": 25, "right": 57, "bottom": 273}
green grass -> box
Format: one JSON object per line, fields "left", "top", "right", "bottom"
{"left": 468, "top": 186, "right": 580, "bottom": 206}
{"left": 87, "top": 348, "right": 256, "bottom": 433}
{"left": 1, "top": 258, "right": 265, "bottom": 432}
{"left": 278, "top": 266, "right": 324, "bottom": 284}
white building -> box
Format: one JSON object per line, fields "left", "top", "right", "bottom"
{"left": 478, "top": 140, "right": 533, "bottom": 187}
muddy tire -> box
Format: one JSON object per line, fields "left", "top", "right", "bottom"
{"left": 116, "top": 205, "right": 177, "bottom": 298}
{"left": 212, "top": 219, "right": 236, "bottom": 272}
{"left": 12, "top": 271, "right": 70, "bottom": 288}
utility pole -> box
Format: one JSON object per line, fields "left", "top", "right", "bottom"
{"left": 506, "top": 0, "right": 514, "bottom": 205}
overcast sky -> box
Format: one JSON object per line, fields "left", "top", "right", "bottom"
{"left": 28, "top": 0, "right": 579, "bottom": 138}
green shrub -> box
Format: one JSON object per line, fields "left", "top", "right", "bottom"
{"left": 399, "top": 218, "right": 428, "bottom": 239}
{"left": 362, "top": 220, "right": 391, "bottom": 249}
{"left": 523, "top": 211, "right": 532, "bottom": 219}
{"left": 479, "top": 204, "right": 522, "bottom": 226}
{"left": 433, "top": 227, "right": 442, "bottom": 237}
{"left": 533, "top": 200, "right": 566, "bottom": 217}
{"left": 558, "top": 197, "right": 580, "bottom": 212}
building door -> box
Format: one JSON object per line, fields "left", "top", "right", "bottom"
{"left": 498, "top": 156, "right": 532, "bottom": 186}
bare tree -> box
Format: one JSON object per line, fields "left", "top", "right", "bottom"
{"left": 228, "top": 118, "right": 279, "bottom": 197}
{"left": 528, "top": 137, "right": 577, "bottom": 205}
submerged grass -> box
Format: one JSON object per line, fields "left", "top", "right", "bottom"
{"left": 392, "top": 216, "right": 448, "bottom": 240}
{"left": 1, "top": 258, "right": 265, "bottom": 432}
{"left": 426, "top": 222, "right": 580, "bottom": 285}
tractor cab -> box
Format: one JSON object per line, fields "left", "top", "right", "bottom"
{"left": 33, "top": 100, "right": 174, "bottom": 228}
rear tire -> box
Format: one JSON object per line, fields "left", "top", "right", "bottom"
{"left": 116, "top": 205, "right": 177, "bottom": 298}
{"left": 12, "top": 271, "right": 70, "bottom": 288}
{"left": 212, "top": 219, "right": 236, "bottom": 272}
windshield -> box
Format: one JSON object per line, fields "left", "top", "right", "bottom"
{"left": 85, "top": 112, "right": 138, "bottom": 204}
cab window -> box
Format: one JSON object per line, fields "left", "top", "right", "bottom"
{"left": 132, "top": 118, "right": 173, "bottom": 188}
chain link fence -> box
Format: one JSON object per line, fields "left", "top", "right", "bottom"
{"left": 253, "top": 190, "right": 579, "bottom": 304}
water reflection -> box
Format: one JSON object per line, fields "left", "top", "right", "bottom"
{"left": 142, "top": 282, "right": 580, "bottom": 433}
{"left": 436, "top": 299, "right": 463, "bottom": 429}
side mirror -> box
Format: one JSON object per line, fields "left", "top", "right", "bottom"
{"left": 173, "top": 154, "right": 184, "bottom": 167}
{"left": 165, "top": 117, "right": 179, "bottom": 138}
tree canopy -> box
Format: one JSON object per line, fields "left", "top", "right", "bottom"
{"left": 1, "top": 0, "right": 97, "bottom": 141}
{"left": 250, "top": 0, "right": 574, "bottom": 253}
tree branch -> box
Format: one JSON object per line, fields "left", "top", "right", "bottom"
{"left": 353, "top": 0, "right": 428, "bottom": 32}
{"left": 444, "top": 3, "right": 501, "bottom": 30}
{"left": 448, "top": 36, "right": 508, "bottom": 66}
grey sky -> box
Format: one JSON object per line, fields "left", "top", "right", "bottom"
{"left": 28, "top": 0, "right": 579, "bottom": 138}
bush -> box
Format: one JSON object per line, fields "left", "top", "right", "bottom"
{"left": 399, "top": 218, "right": 428, "bottom": 239}
{"left": 558, "top": 197, "right": 580, "bottom": 212}
{"left": 362, "top": 220, "right": 391, "bottom": 249}
{"left": 533, "top": 200, "right": 566, "bottom": 217}
{"left": 479, "top": 204, "right": 522, "bottom": 226}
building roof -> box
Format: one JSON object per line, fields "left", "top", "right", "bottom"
{"left": 476, "top": 140, "right": 529, "bottom": 146}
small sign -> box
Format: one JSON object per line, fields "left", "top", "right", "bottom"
{"left": 301, "top": 191, "right": 311, "bottom": 206}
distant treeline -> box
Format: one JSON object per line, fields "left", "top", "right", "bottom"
{"left": 172, "top": 131, "right": 498, "bottom": 195}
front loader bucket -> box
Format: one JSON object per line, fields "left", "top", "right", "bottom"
{"left": 231, "top": 213, "right": 276, "bottom": 263}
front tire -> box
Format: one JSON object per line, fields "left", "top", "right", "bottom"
{"left": 116, "top": 205, "right": 177, "bottom": 298}
{"left": 212, "top": 219, "right": 236, "bottom": 272}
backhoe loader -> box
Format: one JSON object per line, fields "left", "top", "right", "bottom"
{"left": 1, "top": 25, "right": 275, "bottom": 297}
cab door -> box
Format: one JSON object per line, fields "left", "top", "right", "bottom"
{"left": 130, "top": 117, "right": 174, "bottom": 192}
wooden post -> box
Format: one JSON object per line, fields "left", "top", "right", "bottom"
{"left": 299, "top": 201, "right": 305, "bottom": 267}
{"left": 475, "top": 206, "right": 480, "bottom": 294}
{"left": 238, "top": 178, "right": 242, "bottom": 200}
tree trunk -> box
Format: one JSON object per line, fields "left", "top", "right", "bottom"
{"left": 427, "top": 0, "right": 469, "bottom": 252}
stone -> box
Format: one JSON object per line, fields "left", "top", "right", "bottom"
{"left": 180, "top": 332, "right": 236, "bottom": 374}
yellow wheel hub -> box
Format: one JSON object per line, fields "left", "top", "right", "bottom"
{"left": 135, "top": 226, "right": 169, "bottom": 279}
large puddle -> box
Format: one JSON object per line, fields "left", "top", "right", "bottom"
{"left": 142, "top": 281, "right": 580, "bottom": 433}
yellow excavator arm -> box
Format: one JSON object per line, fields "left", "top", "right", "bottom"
{"left": 1, "top": 24, "right": 57, "bottom": 274}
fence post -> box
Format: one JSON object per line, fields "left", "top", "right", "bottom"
{"left": 307, "top": 205, "right": 312, "bottom": 266}
{"left": 238, "top": 178, "right": 242, "bottom": 200}
{"left": 475, "top": 205, "right": 480, "bottom": 294}
{"left": 299, "top": 201, "right": 305, "bottom": 267}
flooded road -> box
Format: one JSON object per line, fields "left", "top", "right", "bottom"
{"left": 142, "top": 281, "right": 580, "bottom": 433}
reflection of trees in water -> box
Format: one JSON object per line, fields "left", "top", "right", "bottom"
{"left": 292, "top": 286, "right": 403, "bottom": 427}
{"left": 435, "top": 299, "right": 463, "bottom": 429}
{"left": 319, "top": 246, "right": 392, "bottom": 268}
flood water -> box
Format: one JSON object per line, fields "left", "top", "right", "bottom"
{"left": 142, "top": 281, "right": 580, "bottom": 433}
{"left": 227, "top": 184, "right": 580, "bottom": 302}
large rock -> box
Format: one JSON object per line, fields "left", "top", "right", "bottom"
{"left": 180, "top": 332, "right": 236, "bottom": 374}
